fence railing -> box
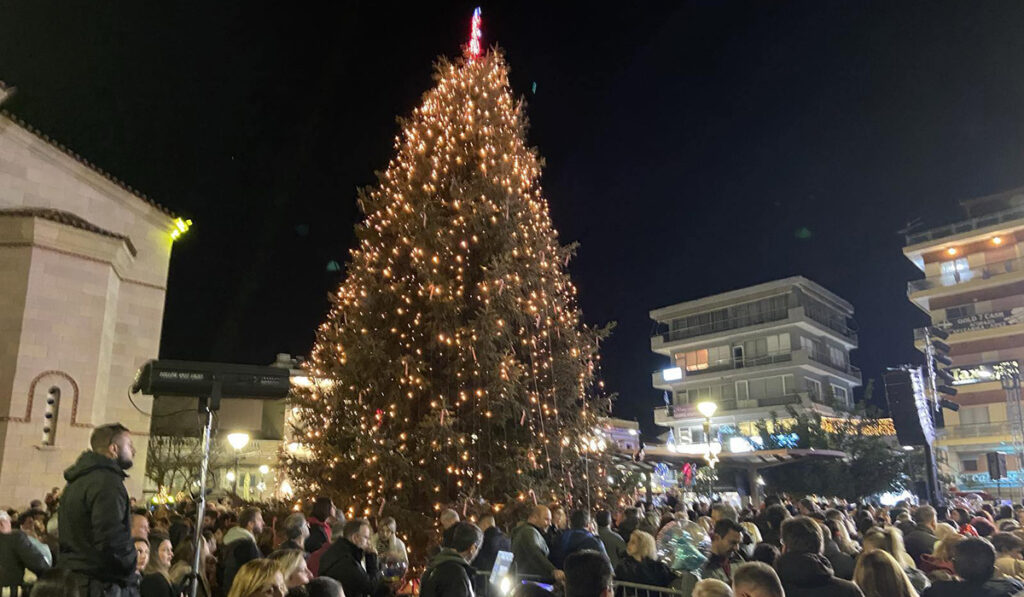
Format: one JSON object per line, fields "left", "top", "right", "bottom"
{"left": 906, "top": 204, "right": 1024, "bottom": 245}
{"left": 939, "top": 421, "right": 1012, "bottom": 440}
{"left": 472, "top": 571, "right": 690, "bottom": 597}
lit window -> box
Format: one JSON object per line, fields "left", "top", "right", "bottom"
{"left": 676, "top": 349, "right": 709, "bottom": 371}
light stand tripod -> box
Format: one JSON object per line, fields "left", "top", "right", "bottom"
{"left": 187, "top": 381, "right": 220, "bottom": 597}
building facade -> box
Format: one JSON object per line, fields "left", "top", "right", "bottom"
{"left": 0, "top": 85, "right": 179, "bottom": 506}
{"left": 651, "top": 276, "right": 862, "bottom": 454}
{"left": 903, "top": 187, "right": 1024, "bottom": 491}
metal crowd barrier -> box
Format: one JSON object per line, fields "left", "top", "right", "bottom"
{"left": 473, "top": 571, "right": 691, "bottom": 597}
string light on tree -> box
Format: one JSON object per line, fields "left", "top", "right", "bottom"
{"left": 284, "top": 9, "right": 613, "bottom": 558}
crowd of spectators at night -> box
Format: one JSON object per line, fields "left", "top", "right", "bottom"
{"left": 9, "top": 424, "right": 1024, "bottom": 597}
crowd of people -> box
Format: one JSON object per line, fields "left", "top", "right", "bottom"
{"left": 8, "top": 423, "right": 1024, "bottom": 597}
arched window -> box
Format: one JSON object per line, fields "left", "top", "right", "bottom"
{"left": 41, "top": 386, "right": 60, "bottom": 445}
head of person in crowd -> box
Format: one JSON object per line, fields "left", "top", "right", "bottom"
{"left": 478, "top": 514, "right": 495, "bottom": 532}
{"left": 797, "top": 498, "right": 817, "bottom": 517}
{"left": 570, "top": 509, "right": 591, "bottom": 531}
{"left": 91, "top": 422, "right": 135, "bottom": 470}
{"left": 992, "top": 531, "right": 1024, "bottom": 559}
{"left": 763, "top": 504, "right": 790, "bottom": 532}
{"left": 131, "top": 508, "right": 150, "bottom": 540}
{"left": 344, "top": 518, "right": 372, "bottom": 551}
{"left": 997, "top": 505, "right": 1014, "bottom": 521}
{"left": 732, "top": 561, "right": 783, "bottom": 597}
{"left": 449, "top": 521, "right": 484, "bottom": 562}
{"left": 953, "top": 507, "right": 972, "bottom": 526}
{"left": 528, "top": 505, "right": 552, "bottom": 529}
{"left": 861, "top": 527, "right": 910, "bottom": 566}
{"left": 329, "top": 518, "right": 346, "bottom": 541}
{"left": 933, "top": 532, "right": 965, "bottom": 562}
{"left": 228, "top": 559, "right": 287, "bottom": 597}
{"left": 283, "top": 513, "right": 309, "bottom": 546}
{"left": 564, "top": 549, "right": 613, "bottom": 597}
{"left": 625, "top": 530, "right": 657, "bottom": 562}
{"left": 0, "top": 510, "right": 10, "bottom": 534}
{"left": 854, "top": 510, "right": 875, "bottom": 537}
{"left": 240, "top": 507, "right": 266, "bottom": 536}
{"left": 692, "top": 578, "right": 732, "bottom": 597}
{"left": 711, "top": 503, "right": 738, "bottom": 523}
{"left": 310, "top": 497, "right": 335, "bottom": 522}
{"left": 971, "top": 516, "right": 996, "bottom": 537}
{"left": 269, "top": 549, "right": 312, "bottom": 589}
{"left": 935, "top": 522, "right": 958, "bottom": 541}
{"left": 780, "top": 516, "right": 823, "bottom": 555}
{"left": 145, "top": 531, "right": 173, "bottom": 578}
{"left": 913, "top": 505, "right": 936, "bottom": 530}
{"left": 853, "top": 549, "right": 916, "bottom": 597}
{"left": 750, "top": 542, "right": 779, "bottom": 566}
{"left": 379, "top": 516, "right": 398, "bottom": 542}
{"left": 31, "top": 568, "right": 81, "bottom": 597}
{"left": 439, "top": 508, "right": 460, "bottom": 530}
{"left": 711, "top": 519, "right": 744, "bottom": 558}
{"left": 134, "top": 537, "right": 150, "bottom": 572}
{"left": 551, "top": 505, "right": 567, "bottom": 530}
{"left": 952, "top": 537, "right": 1000, "bottom": 584}
{"left": 304, "top": 577, "right": 344, "bottom": 597}
{"left": 739, "top": 522, "right": 762, "bottom": 545}
{"left": 595, "top": 510, "right": 612, "bottom": 529}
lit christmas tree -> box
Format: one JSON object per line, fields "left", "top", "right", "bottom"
{"left": 286, "top": 9, "right": 611, "bottom": 554}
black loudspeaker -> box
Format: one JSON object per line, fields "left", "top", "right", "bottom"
{"left": 987, "top": 452, "right": 1007, "bottom": 480}
{"left": 883, "top": 370, "right": 927, "bottom": 446}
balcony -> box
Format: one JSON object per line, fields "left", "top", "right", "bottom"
{"left": 806, "top": 348, "right": 861, "bottom": 378}
{"left": 802, "top": 306, "right": 858, "bottom": 342}
{"left": 906, "top": 204, "right": 1024, "bottom": 246}
{"left": 937, "top": 421, "right": 1013, "bottom": 441}
{"left": 659, "top": 309, "right": 789, "bottom": 343}
{"left": 653, "top": 392, "right": 806, "bottom": 422}
{"left": 907, "top": 255, "right": 1024, "bottom": 294}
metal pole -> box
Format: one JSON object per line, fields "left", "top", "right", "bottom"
{"left": 190, "top": 398, "right": 214, "bottom": 597}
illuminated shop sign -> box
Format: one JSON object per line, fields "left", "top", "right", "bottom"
{"left": 950, "top": 360, "right": 1021, "bottom": 386}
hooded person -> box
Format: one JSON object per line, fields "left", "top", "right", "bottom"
{"left": 57, "top": 423, "right": 138, "bottom": 597}
{"left": 773, "top": 516, "right": 863, "bottom": 597}
{"left": 421, "top": 522, "right": 484, "bottom": 597}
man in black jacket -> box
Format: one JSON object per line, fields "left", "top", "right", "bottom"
{"left": 773, "top": 516, "right": 863, "bottom": 597}
{"left": 471, "top": 515, "right": 510, "bottom": 573}
{"left": 421, "top": 522, "right": 483, "bottom": 597}
{"left": 320, "top": 519, "right": 387, "bottom": 597}
{"left": 57, "top": 423, "right": 138, "bottom": 597}
{"left": 222, "top": 507, "right": 265, "bottom": 591}
{"left": 551, "top": 510, "right": 606, "bottom": 569}
{"left": 923, "top": 538, "right": 1024, "bottom": 597}
{"left": 904, "top": 505, "right": 938, "bottom": 567}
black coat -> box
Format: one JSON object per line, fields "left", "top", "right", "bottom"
{"left": 421, "top": 549, "right": 475, "bottom": 597}
{"left": 0, "top": 530, "right": 50, "bottom": 588}
{"left": 822, "top": 539, "right": 855, "bottom": 581}
{"left": 305, "top": 518, "right": 331, "bottom": 553}
{"left": 472, "top": 527, "right": 511, "bottom": 572}
{"left": 923, "top": 577, "right": 1024, "bottom": 597}
{"left": 614, "top": 557, "right": 675, "bottom": 588}
{"left": 140, "top": 573, "right": 177, "bottom": 597}
{"left": 774, "top": 552, "right": 864, "bottom": 597}
{"left": 904, "top": 524, "right": 938, "bottom": 567}
{"left": 221, "top": 533, "right": 262, "bottom": 592}
{"left": 550, "top": 529, "right": 607, "bottom": 569}
{"left": 57, "top": 451, "right": 136, "bottom": 584}
{"left": 320, "top": 539, "right": 385, "bottom": 597}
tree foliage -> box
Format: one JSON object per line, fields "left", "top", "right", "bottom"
{"left": 285, "top": 48, "right": 611, "bottom": 555}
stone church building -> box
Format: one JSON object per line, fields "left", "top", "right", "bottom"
{"left": 0, "top": 83, "right": 180, "bottom": 506}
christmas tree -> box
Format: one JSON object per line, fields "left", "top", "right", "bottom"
{"left": 286, "top": 10, "right": 611, "bottom": 554}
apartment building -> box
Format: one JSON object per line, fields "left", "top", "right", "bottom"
{"left": 651, "top": 277, "right": 862, "bottom": 453}
{"left": 903, "top": 187, "right": 1024, "bottom": 490}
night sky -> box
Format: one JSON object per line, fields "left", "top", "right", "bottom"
{"left": 4, "top": 1, "right": 1024, "bottom": 436}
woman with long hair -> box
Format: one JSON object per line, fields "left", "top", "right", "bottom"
{"left": 227, "top": 559, "right": 287, "bottom": 597}
{"left": 613, "top": 530, "right": 676, "bottom": 588}
{"left": 267, "top": 549, "right": 312, "bottom": 589}
{"left": 169, "top": 537, "right": 212, "bottom": 597}
{"left": 141, "top": 532, "right": 177, "bottom": 597}
{"left": 853, "top": 550, "right": 918, "bottom": 597}
{"left": 861, "top": 527, "right": 928, "bottom": 593}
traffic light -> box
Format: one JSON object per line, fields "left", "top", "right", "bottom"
{"left": 925, "top": 326, "right": 959, "bottom": 407}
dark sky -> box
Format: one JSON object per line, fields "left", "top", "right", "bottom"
{"left": 4, "top": 1, "right": 1024, "bottom": 435}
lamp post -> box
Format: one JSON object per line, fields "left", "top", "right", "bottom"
{"left": 696, "top": 401, "right": 720, "bottom": 468}
{"left": 226, "top": 432, "right": 250, "bottom": 496}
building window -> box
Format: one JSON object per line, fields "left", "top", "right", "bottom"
{"left": 830, "top": 384, "right": 848, "bottom": 405}
{"left": 806, "top": 378, "right": 822, "bottom": 400}
{"left": 959, "top": 406, "right": 990, "bottom": 426}
{"left": 962, "top": 459, "right": 979, "bottom": 472}
{"left": 940, "top": 258, "right": 972, "bottom": 285}
{"left": 41, "top": 386, "right": 60, "bottom": 446}
{"left": 676, "top": 349, "right": 708, "bottom": 371}
{"left": 736, "top": 380, "right": 749, "bottom": 400}
{"left": 828, "top": 346, "right": 847, "bottom": 369}
{"left": 946, "top": 304, "right": 976, "bottom": 320}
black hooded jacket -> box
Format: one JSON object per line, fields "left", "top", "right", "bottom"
{"left": 320, "top": 538, "right": 385, "bottom": 597}
{"left": 57, "top": 451, "right": 136, "bottom": 584}
{"left": 774, "top": 552, "right": 863, "bottom": 597}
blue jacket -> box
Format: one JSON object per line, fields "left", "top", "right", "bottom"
{"left": 550, "top": 528, "right": 607, "bottom": 569}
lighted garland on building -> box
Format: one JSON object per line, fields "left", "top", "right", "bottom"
{"left": 284, "top": 10, "right": 612, "bottom": 555}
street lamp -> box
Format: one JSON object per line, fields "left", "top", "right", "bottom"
{"left": 226, "top": 432, "right": 250, "bottom": 496}
{"left": 696, "top": 401, "right": 719, "bottom": 468}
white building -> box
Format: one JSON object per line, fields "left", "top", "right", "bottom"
{"left": 0, "top": 83, "right": 181, "bottom": 505}
{"left": 650, "top": 276, "right": 862, "bottom": 453}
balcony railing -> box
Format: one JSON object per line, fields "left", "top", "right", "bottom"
{"left": 658, "top": 349, "right": 859, "bottom": 381}
{"left": 803, "top": 306, "right": 858, "bottom": 341}
{"left": 806, "top": 349, "right": 861, "bottom": 377}
{"left": 938, "top": 421, "right": 1012, "bottom": 440}
{"left": 659, "top": 309, "right": 790, "bottom": 343}
{"left": 906, "top": 204, "right": 1024, "bottom": 245}
{"left": 908, "top": 255, "right": 1024, "bottom": 294}
{"left": 654, "top": 393, "right": 805, "bottom": 420}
